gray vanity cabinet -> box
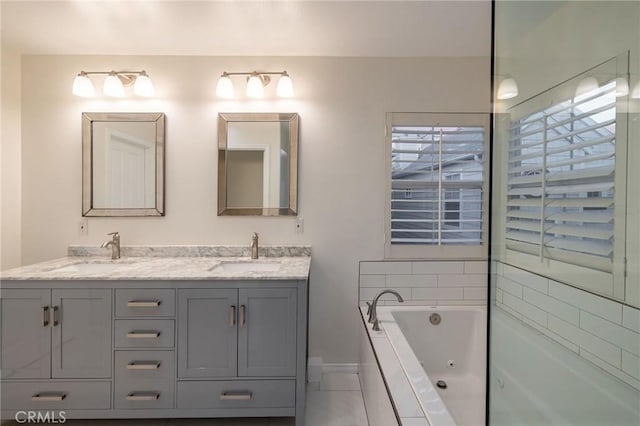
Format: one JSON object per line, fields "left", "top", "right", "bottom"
{"left": 0, "top": 289, "right": 112, "bottom": 380}
{"left": 177, "top": 289, "right": 238, "bottom": 378}
{"left": 177, "top": 287, "right": 297, "bottom": 378}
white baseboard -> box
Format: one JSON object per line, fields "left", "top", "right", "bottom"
{"left": 322, "top": 363, "right": 359, "bottom": 374}
{"left": 307, "top": 359, "right": 359, "bottom": 383}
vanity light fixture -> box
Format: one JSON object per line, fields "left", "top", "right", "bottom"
{"left": 632, "top": 81, "right": 640, "bottom": 99}
{"left": 496, "top": 77, "right": 519, "bottom": 100}
{"left": 215, "top": 71, "right": 294, "bottom": 98}
{"left": 575, "top": 76, "right": 599, "bottom": 97}
{"left": 72, "top": 70, "right": 155, "bottom": 98}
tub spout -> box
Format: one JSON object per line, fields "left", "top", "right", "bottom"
{"left": 368, "top": 289, "right": 404, "bottom": 331}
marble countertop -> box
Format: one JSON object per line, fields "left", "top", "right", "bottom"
{"left": 1, "top": 245, "right": 311, "bottom": 281}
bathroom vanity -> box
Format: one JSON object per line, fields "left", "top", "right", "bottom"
{"left": 0, "top": 246, "right": 310, "bottom": 425}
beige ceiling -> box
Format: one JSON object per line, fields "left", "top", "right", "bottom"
{"left": 1, "top": 0, "right": 491, "bottom": 57}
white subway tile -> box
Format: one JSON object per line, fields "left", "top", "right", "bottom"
{"left": 521, "top": 317, "right": 579, "bottom": 354}
{"left": 495, "top": 261, "right": 504, "bottom": 276}
{"left": 359, "top": 274, "right": 386, "bottom": 288}
{"left": 549, "top": 281, "right": 622, "bottom": 324}
{"left": 580, "top": 311, "right": 640, "bottom": 357}
{"left": 412, "top": 261, "right": 464, "bottom": 274}
{"left": 549, "top": 315, "right": 621, "bottom": 368}
{"left": 412, "top": 287, "right": 463, "bottom": 300}
{"left": 464, "top": 261, "right": 488, "bottom": 274}
{"left": 360, "top": 287, "right": 411, "bottom": 302}
{"left": 622, "top": 350, "right": 640, "bottom": 381}
{"left": 385, "top": 300, "right": 437, "bottom": 306}
{"left": 496, "top": 288, "right": 504, "bottom": 303}
{"left": 496, "top": 276, "right": 523, "bottom": 298}
{"left": 503, "top": 264, "right": 549, "bottom": 293}
{"left": 496, "top": 301, "right": 522, "bottom": 320}
{"left": 464, "top": 287, "right": 488, "bottom": 300}
{"left": 386, "top": 274, "right": 437, "bottom": 288}
{"left": 623, "top": 305, "right": 640, "bottom": 333}
{"left": 523, "top": 288, "right": 579, "bottom": 326}
{"left": 438, "top": 274, "right": 487, "bottom": 287}
{"left": 503, "top": 293, "right": 547, "bottom": 326}
{"left": 582, "top": 349, "right": 640, "bottom": 391}
{"left": 359, "top": 287, "right": 385, "bottom": 302}
{"left": 360, "top": 261, "right": 411, "bottom": 275}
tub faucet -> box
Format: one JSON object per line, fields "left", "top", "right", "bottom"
{"left": 250, "top": 232, "right": 259, "bottom": 259}
{"left": 101, "top": 232, "right": 121, "bottom": 260}
{"left": 368, "top": 289, "right": 404, "bottom": 331}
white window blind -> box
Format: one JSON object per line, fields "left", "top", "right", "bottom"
{"left": 506, "top": 81, "right": 617, "bottom": 274}
{"left": 391, "top": 125, "right": 485, "bottom": 246}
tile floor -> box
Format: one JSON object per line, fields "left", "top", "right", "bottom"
{"left": 1, "top": 373, "right": 369, "bottom": 426}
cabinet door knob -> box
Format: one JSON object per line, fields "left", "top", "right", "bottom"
{"left": 42, "top": 306, "right": 50, "bottom": 327}
{"left": 50, "top": 306, "right": 59, "bottom": 328}
{"left": 126, "top": 361, "right": 161, "bottom": 370}
{"left": 127, "top": 300, "right": 161, "bottom": 308}
{"left": 126, "top": 392, "right": 160, "bottom": 401}
{"left": 126, "top": 331, "right": 160, "bottom": 339}
{"left": 32, "top": 392, "right": 66, "bottom": 401}
{"left": 240, "top": 304, "right": 246, "bottom": 327}
{"left": 229, "top": 305, "right": 236, "bottom": 327}
{"left": 220, "top": 391, "right": 252, "bottom": 401}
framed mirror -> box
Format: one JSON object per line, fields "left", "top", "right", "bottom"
{"left": 218, "top": 112, "right": 299, "bottom": 216}
{"left": 82, "top": 112, "right": 165, "bottom": 216}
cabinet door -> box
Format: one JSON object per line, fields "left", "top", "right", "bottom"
{"left": 238, "top": 288, "right": 297, "bottom": 377}
{"left": 178, "top": 289, "right": 237, "bottom": 378}
{"left": 0, "top": 289, "right": 51, "bottom": 379}
{"left": 51, "top": 289, "right": 112, "bottom": 378}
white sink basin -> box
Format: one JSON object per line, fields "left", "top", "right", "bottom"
{"left": 210, "top": 260, "right": 282, "bottom": 273}
{"left": 50, "top": 262, "right": 132, "bottom": 274}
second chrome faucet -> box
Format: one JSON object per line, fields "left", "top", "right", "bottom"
{"left": 368, "top": 289, "right": 404, "bottom": 331}
{"left": 250, "top": 232, "right": 259, "bottom": 259}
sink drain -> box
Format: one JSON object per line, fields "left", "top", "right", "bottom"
{"left": 436, "top": 380, "right": 447, "bottom": 389}
{"left": 429, "top": 313, "right": 441, "bottom": 325}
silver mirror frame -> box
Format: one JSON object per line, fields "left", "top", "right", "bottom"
{"left": 82, "top": 112, "right": 165, "bottom": 217}
{"left": 218, "top": 112, "right": 299, "bottom": 216}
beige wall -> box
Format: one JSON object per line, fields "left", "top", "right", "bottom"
{"left": 1, "top": 47, "right": 22, "bottom": 270}
{"left": 16, "top": 54, "right": 489, "bottom": 362}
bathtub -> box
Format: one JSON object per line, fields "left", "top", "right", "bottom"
{"left": 359, "top": 305, "right": 486, "bottom": 426}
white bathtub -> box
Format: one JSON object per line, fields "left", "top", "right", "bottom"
{"left": 359, "top": 305, "right": 486, "bottom": 426}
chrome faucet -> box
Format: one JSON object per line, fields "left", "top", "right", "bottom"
{"left": 250, "top": 232, "right": 259, "bottom": 259}
{"left": 101, "top": 232, "right": 121, "bottom": 260}
{"left": 368, "top": 289, "right": 404, "bottom": 331}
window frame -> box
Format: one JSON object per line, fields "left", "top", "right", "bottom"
{"left": 385, "top": 112, "right": 490, "bottom": 260}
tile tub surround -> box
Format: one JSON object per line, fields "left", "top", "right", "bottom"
{"left": 1, "top": 245, "right": 311, "bottom": 281}
{"left": 494, "top": 261, "right": 640, "bottom": 391}
{"left": 359, "top": 260, "right": 488, "bottom": 305}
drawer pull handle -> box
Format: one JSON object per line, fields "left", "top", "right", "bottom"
{"left": 240, "top": 304, "right": 246, "bottom": 327}
{"left": 126, "top": 392, "right": 160, "bottom": 401}
{"left": 220, "top": 391, "right": 252, "bottom": 401}
{"left": 127, "top": 300, "right": 161, "bottom": 308}
{"left": 42, "top": 306, "right": 50, "bottom": 327}
{"left": 127, "top": 331, "right": 160, "bottom": 339}
{"left": 229, "top": 305, "right": 236, "bottom": 327}
{"left": 32, "top": 392, "right": 66, "bottom": 402}
{"left": 126, "top": 361, "right": 161, "bottom": 370}
{"left": 50, "top": 306, "right": 59, "bottom": 328}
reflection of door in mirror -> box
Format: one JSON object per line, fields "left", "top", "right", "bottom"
{"left": 228, "top": 121, "right": 285, "bottom": 208}
{"left": 227, "top": 150, "right": 264, "bottom": 208}
{"left": 92, "top": 122, "right": 156, "bottom": 209}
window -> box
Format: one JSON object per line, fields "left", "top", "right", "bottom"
{"left": 385, "top": 113, "right": 490, "bottom": 259}
{"left": 505, "top": 57, "right": 628, "bottom": 299}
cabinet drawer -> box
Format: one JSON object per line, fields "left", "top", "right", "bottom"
{"left": 177, "top": 380, "right": 295, "bottom": 409}
{"left": 115, "top": 289, "right": 175, "bottom": 317}
{"left": 115, "top": 320, "right": 175, "bottom": 348}
{"left": 114, "top": 351, "right": 175, "bottom": 409}
{"left": 1, "top": 381, "right": 111, "bottom": 410}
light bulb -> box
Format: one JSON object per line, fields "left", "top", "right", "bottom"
{"left": 134, "top": 71, "right": 155, "bottom": 97}
{"left": 614, "top": 77, "right": 629, "bottom": 98}
{"left": 277, "top": 72, "right": 294, "bottom": 97}
{"left": 103, "top": 72, "right": 125, "bottom": 97}
{"left": 246, "top": 74, "right": 265, "bottom": 98}
{"left": 497, "top": 77, "right": 518, "bottom": 100}
{"left": 216, "top": 74, "right": 234, "bottom": 98}
{"left": 72, "top": 72, "right": 95, "bottom": 97}
{"left": 632, "top": 81, "right": 640, "bottom": 99}
{"left": 575, "top": 76, "right": 599, "bottom": 97}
